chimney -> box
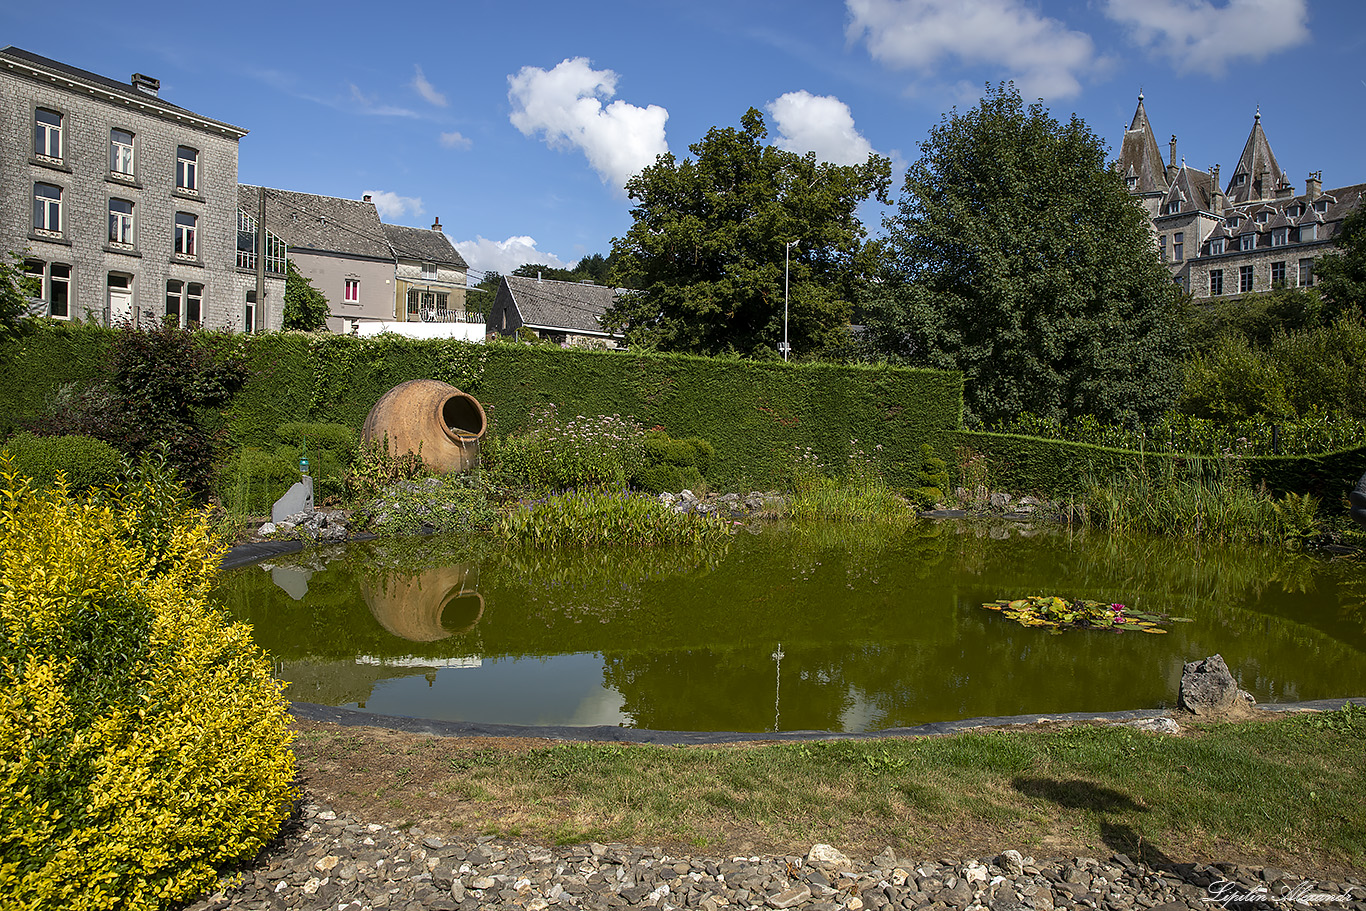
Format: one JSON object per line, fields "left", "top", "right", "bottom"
{"left": 1166, "top": 135, "right": 1179, "bottom": 181}
{"left": 363, "top": 194, "right": 372, "bottom": 203}
{"left": 131, "top": 73, "right": 160, "bottom": 97}
{"left": 431, "top": 216, "right": 442, "bottom": 232}
{"left": 1306, "top": 171, "right": 1322, "bottom": 200}
{"left": 1210, "top": 165, "right": 1224, "bottom": 215}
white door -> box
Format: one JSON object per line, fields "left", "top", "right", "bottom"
{"left": 109, "top": 288, "right": 132, "bottom": 324}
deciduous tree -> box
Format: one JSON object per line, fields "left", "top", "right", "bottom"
{"left": 1316, "top": 205, "right": 1366, "bottom": 319}
{"left": 868, "top": 84, "right": 1185, "bottom": 427}
{"left": 606, "top": 109, "right": 890, "bottom": 357}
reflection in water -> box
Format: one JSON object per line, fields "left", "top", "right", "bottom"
{"left": 214, "top": 523, "right": 1366, "bottom": 732}
{"left": 361, "top": 565, "right": 484, "bottom": 642}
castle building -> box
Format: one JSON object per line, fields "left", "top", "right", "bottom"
{"left": 1117, "top": 94, "right": 1363, "bottom": 300}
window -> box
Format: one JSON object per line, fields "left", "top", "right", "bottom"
{"left": 1271, "top": 227, "right": 1288, "bottom": 247}
{"left": 1235, "top": 173, "right": 1247, "bottom": 186}
{"left": 174, "top": 212, "right": 197, "bottom": 258}
{"left": 109, "top": 199, "right": 134, "bottom": 245}
{"left": 420, "top": 262, "right": 438, "bottom": 280}
{"left": 235, "top": 208, "right": 287, "bottom": 273}
{"left": 1299, "top": 223, "right": 1318, "bottom": 242}
{"left": 1165, "top": 199, "right": 1182, "bottom": 215}
{"left": 1210, "top": 269, "right": 1224, "bottom": 296}
{"left": 1315, "top": 200, "right": 1329, "bottom": 213}
{"left": 1239, "top": 266, "right": 1254, "bottom": 294}
{"left": 1240, "top": 234, "right": 1255, "bottom": 252}
{"left": 1159, "top": 235, "right": 1167, "bottom": 261}
{"left": 1298, "top": 259, "right": 1314, "bottom": 288}
{"left": 32, "top": 183, "right": 62, "bottom": 235}
{"left": 33, "top": 108, "right": 62, "bottom": 160}
{"left": 165, "top": 280, "right": 203, "bottom": 328}
{"left": 344, "top": 279, "right": 360, "bottom": 303}
{"left": 1173, "top": 232, "right": 1184, "bottom": 262}
{"left": 176, "top": 146, "right": 198, "bottom": 192}
{"left": 110, "top": 129, "right": 134, "bottom": 176}
{"left": 23, "top": 259, "right": 71, "bottom": 319}
{"left": 1256, "top": 211, "right": 1270, "bottom": 224}
{"left": 245, "top": 290, "right": 257, "bottom": 334}
{"left": 1272, "top": 261, "right": 1286, "bottom": 288}
{"left": 1208, "top": 238, "right": 1225, "bottom": 256}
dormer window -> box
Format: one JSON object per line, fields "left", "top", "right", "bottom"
{"left": 1165, "top": 199, "right": 1182, "bottom": 215}
{"left": 1272, "top": 227, "right": 1288, "bottom": 247}
{"left": 1315, "top": 199, "right": 1329, "bottom": 213}
{"left": 1234, "top": 173, "right": 1247, "bottom": 186}
{"left": 1299, "top": 224, "right": 1318, "bottom": 242}
{"left": 1209, "top": 238, "right": 1225, "bottom": 255}
{"left": 1256, "top": 211, "right": 1270, "bottom": 224}
{"left": 1240, "top": 234, "right": 1255, "bottom": 252}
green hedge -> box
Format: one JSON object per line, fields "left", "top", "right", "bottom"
{"left": 953, "top": 430, "right": 1366, "bottom": 503}
{"left": 2, "top": 327, "right": 965, "bottom": 492}
{"left": 1, "top": 432, "right": 124, "bottom": 491}
{"left": 0, "top": 321, "right": 114, "bottom": 438}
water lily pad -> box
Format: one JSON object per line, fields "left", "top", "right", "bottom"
{"left": 981, "top": 595, "right": 1187, "bottom": 633}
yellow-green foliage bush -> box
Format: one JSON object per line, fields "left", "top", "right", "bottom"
{"left": 0, "top": 464, "right": 295, "bottom": 910}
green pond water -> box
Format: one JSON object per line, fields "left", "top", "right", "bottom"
{"left": 213, "top": 521, "right": 1366, "bottom": 733}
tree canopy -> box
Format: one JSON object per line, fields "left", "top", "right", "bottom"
{"left": 512, "top": 253, "right": 616, "bottom": 286}
{"left": 1316, "top": 205, "right": 1366, "bottom": 320}
{"left": 866, "top": 84, "right": 1185, "bottom": 427}
{"left": 605, "top": 109, "right": 891, "bottom": 357}
{"left": 282, "top": 260, "right": 330, "bottom": 331}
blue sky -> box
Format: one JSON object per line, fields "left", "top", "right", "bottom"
{"left": 5, "top": 0, "right": 1362, "bottom": 282}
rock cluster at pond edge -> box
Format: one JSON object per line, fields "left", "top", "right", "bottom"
{"left": 185, "top": 799, "right": 1365, "bottom": 911}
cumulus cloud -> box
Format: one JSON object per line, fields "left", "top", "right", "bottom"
{"left": 455, "top": 235, "right": 572, "bottom": 275}
{"left": 1103, "top": 0, "right": 1309, "bottom": 75}
{"left": 364, "top": 191, "right": 425, "bottom": 220}
{"left": 767, "top": 91, "right": 875, "bottom": 166}
{"left": 845, "top": 0, "right": 1100, "bottom": 99}
{"left": 439, "top": 130, "right": 472, "bottom": 150}
{"left": 508, "top": 57, "right": 669, "bottom": 195}
{"left": 411, "top": 65, "right": 447, "bottom": 107}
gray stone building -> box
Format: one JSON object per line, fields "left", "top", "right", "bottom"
{"left": 1117, "top": 93, "right": 1364, "bottom": 300}
{"left": 1, "top": 46, "right": 283, "bottom": 331}
{"left": 488, "top": 274, "right": 623, "bottom": 348}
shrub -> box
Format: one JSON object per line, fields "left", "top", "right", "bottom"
{"left": 358, "top": 472, "right": 498, "bottom": 536}
{"left": 0, "top": 462, "right": 295, "bottom": 909}
{"left": 910, "top": 443, "right": 950, "bottom": 507}
{"left": 344, "top": 435, "right": 428, "bottom": 502}
{"left": 482, "top": 405, "right": 645, "bottom": 492}
{"left": 631, "top": 430, "right": 715, "bottom": 494}
{"left": 2, "top": 432, "right": 123, "bottom": 492}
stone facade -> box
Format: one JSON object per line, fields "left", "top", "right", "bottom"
{"left": 1117, "top": 94, "right": 1363, "bottom": 300}
{"left": 1, "top": 46, "right": 282, "bottom": 331}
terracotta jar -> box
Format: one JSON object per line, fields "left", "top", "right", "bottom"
{"left": 361, "top": 565, "right": 484, "bottom": 643}
{"left": 361, "top": 379, "right": 487, "bottom": 473}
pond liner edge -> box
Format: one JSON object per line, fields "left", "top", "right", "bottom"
{"left": 287, "top": 698, "right": 1366, "bottom": 746}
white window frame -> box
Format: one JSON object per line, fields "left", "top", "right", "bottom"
{"left": 1173, "top": 232, "right": 1184, "bottom": 262}
{"left": 1209, "top": 238, "right": 1225, "bottom": 256}
{"left": 176, "top": 146, "right": 199, "bottom": 192}
{"left": 344, "top": 279, "right": 360, "bottom": 303}
{"left": 1240, "top": 234, "right": 1255, "bottom": 252}
{"left": 33, "top": 183, "right": 62, "bottom": 235}
{"left": 1271, "top": 228, "right": 1288, "bottom": 247}
{"left": 1239, "top": 265, "right": 1254, "bottom": 294}
{"left": 1298, "top": 259, "right": 1314, "bottom": 288}
{"left": 1271, "top": 261, "right": 1286, "bottom": 287}
{"left": 34, "top": 108, "right": 62, "bottom": 160}
{"left": 1210, "top": 269, "right": 1223, "bottom": 296}
{"left": 110, "top": 129, "right": 135, "bottom": 176}
{"left": 1299, "top": 224, "right": 1318, "bottom": 242}
{"left": 24, "top": 259, "right": 72, "bottom": 319}
{"left": 420, "top": 262, "right": 438, "bottom": 280}
{"left": 174, "top": 211, "right": 198, "bottom": 258}
{"left": 245, "top": 290, "right": 258, "bottom": 333}
{"left": 109, "top": 198, "right": 134, "bottom": 245}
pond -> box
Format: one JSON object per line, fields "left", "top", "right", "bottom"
{"left": 213, "top": 521, "right": 1366, "bottom": 733}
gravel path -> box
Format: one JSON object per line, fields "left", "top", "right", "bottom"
{"left": 185, "top": 798, "right": 1365, "bottom": 911}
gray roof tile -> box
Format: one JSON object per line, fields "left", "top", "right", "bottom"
{"left": 502, "top": 275, "right": 620, "bottom": 334}
{"left": 238, "top": 185, "right": 392, "bottom": 260}
{"left": 381, "top": 223, "right": 468, "bottom": 269}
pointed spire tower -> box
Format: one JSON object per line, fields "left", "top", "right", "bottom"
{"left": 1226, "top": 107, "right": 1287, "bottom": 205}
{"left": 1117, "top": 91, "right": 1171, "bottom": 199}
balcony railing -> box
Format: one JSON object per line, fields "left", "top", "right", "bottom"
{"left": 412, "top": 308, "right": 485, "bottom": 324}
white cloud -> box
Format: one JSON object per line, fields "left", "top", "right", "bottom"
{"left": 1103, "top": 0, "right": 1309, "bottom": 75}
{"left": 411, "top": 65, "right": 448, "bottom": 107}
{"left": 454, "top": 235, "right": 572, "bottom": 275}
{"left": 767, "top": 91, "right": 875, "bottom": 166}
{"left": 439, "top": 130, "right": 472, "bottom": 150}
{"left": 508, "top": 57, "right": 669, "bottom": 195}
{"left": 845, "top": 0, "right": 1100, "bottom": 99}
{"left": 347, "top": 84, "right": 421, "bottom": 118}
{"left": 365, "top": 191, "right": 425, "bottom": 220}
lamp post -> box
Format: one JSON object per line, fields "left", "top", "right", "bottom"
{"left": 782, "top": 239, "right": 799, "bottom": 361}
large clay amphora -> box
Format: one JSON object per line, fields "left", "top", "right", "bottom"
{"left": 362, "top": 379, "right": 487, "bottom": 473}
{"left": 361, "top": 565, "right": 485, "bottom": 643}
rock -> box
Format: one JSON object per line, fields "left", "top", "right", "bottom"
{"left": 769, "top": 884, "right": 812, "bottom": 908}
{"left": 257, "top": 522, "right": 277, "bottom": 536}
{"left": 1129, "top": 717, "right": 1179, "bottom": 734}
{"left": 1178, "top": 655, "right": 1243, "bottom": 715}
{"left": 997, "top": 851, "right": 1025, "bottom": 876}
{"left": 809, "top": 844, "right": 854, "bottom": 870}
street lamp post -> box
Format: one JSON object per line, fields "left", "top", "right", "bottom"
{"left": 782, "top": 239, "right": 799, "bottom": 361}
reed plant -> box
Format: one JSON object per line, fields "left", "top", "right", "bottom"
{"left": 483, "top": 405, "right": 646, "bottom": 492}
{"left": 495, "top": 487, "right": 733, "bottom": 548}
{"left": 785, "top": 441, "right": 914, "bottom": 524}
{"left": 1080, "top": 456, "right": 1320, "bottom": 545}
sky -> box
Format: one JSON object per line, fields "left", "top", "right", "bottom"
{"left": 5, "top": 0, "right": 1363, "bottom": 284}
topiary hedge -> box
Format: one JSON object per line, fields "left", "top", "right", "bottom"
{"left": 2, "top": 432, "right": 124, "bottom": 492}
{"left": 0, "top": 464, "right": 296, "bottom": 908}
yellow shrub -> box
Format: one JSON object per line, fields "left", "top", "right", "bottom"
{"left": 0, "top": 464, "right": 295, "bottom": 910}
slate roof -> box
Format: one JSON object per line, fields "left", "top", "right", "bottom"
{"left": 502, "top": 275, "right": 620, "bottom": 334}
{"left": 0, "top": 46, "right": 246, "bottom": 137}
{"left": 381, "top": 223, "right": 468, "bottom": 269}
{"left": 1160, "top": 166, "right": 1219, "bottom": 215}
{"left": 1116, "top": 95, "right": 1170, "bottom": 196}
{"left": 238, "top": 186, "right": 392, "bottom": 260}
{"left": 1226, "top": 111, "right": 1288, "bottom": 205}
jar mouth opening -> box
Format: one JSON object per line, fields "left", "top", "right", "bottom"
{"left": 440, "top": 392, "right": 487, "bottom": 443}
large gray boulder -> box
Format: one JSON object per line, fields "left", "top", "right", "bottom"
{"left": 1178, "top": 654, "right": 1255, "bottom": 716}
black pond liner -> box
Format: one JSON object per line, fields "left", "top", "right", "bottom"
{"left": 287, "top": 698, "right": 1366, "bottom": 746}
